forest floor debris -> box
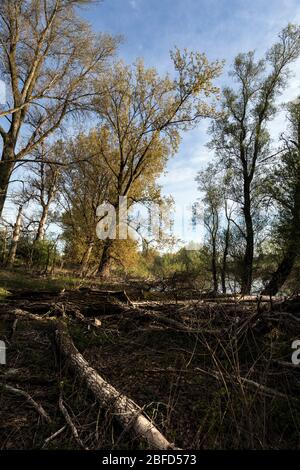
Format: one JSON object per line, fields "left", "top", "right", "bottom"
{"left": 0, "top": 285, "right": 299, "bottom": 449}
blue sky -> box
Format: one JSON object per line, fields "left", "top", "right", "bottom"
{"left": 78, "top": 0, "right": 300, "bottom": 245}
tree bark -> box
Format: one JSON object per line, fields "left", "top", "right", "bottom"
{"left": 0, "top": 147, "right": 15, "bottom": 218}
{"left": 6, "top": 205, "right": 23, "bottom": 267}
{"left": 79, "top": 242, "right": 94, "bottom": 277}
{"left": 35, "top": 205, "right": 49, "bottom": 242}
{"left": 97, "top": 239, "right": 112, "bottom": 277}
{"left": 211, "top": 242, "right": 218, "bottom": 293}
{"left": 1, "top": 225, "right": 8, "bottom": 264}
{"left": 241, "top": 180, "right": 254, "bottom": 295}
{"left": 221, "top": 221, "right": 230, "bottom": 294}
{"left": 262, "top": 252, "right": 297, "bottom": 295}
{"left": 55, "top": 323, "right": 177, "bottom": 450}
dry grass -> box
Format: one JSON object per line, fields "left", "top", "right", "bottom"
{"left": 0, "top": 286, "right": 299, "bottom": 449}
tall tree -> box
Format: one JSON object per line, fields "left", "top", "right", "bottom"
{"left": 209, "top": 25, "right": 300, "bottom": 294}
{"left": 58, "top": 132, "right": 113, "bottom": 276}
{"left": 220, "top": 199, "right": 233, "bottom": 294}
{"left": 27, "top": 142, "right": 61, "bottom": 242}
{"left": 196, "top": 164, "right": 222, "bottom": 293}
{"left": 6, "top": 204, "right": 23, "bottom": 266}
{"left": 92, "top": 52, "right": 222, "bottom": 275}
{"left": 262, "top": 99, "right": 300, "bottom": 295}
{"left": 0, "top": 0, "right": 117, "bottom": 216}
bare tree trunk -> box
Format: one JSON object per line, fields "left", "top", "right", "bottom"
{"left": 262, "top": 252, "right": 296, "bottom": 295}
{"left": 211, "top": 241, "right": 218, "bottom": 293}
{"left": 241, "top": 180, "right": 254, "bottom": 295}
{"left": 6, "top": 205, "right": 23, "bottom": 267}
{"left": 50, "top": 243, "right": 57, "bottom": 275}
{"left": 0, "top": 147, "right": 15, "bottom": 218}
{"left": 97, "top": 240, "right": 112, "bottom": 277}
{"left": 79, "top": 242, "right": 94, "bottom": 277}
{"left": 221, "top": 221, "right": 230, "bottom": 294}
{"left": 43, "top": 243, "right": 52, "bottom": 275}
{"left": 35, "top": 206, "right": 49, "bottom": 242}
{"left": 262, "top": 181, "right": 300, "bottom": 295}
{"left": 206, "top": 207, "right": 219, "bottom": 294}
{"left": 1, "top": 225, "right": 8, "bottom": 265}
{"left": 55, "top": 323, "right": 177, "bottom": 450}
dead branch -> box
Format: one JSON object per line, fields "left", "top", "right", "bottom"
{"left": 59, "top": 394, "right": 88, "bottom": 450}
{"left": 0, "top": 383, "right": 51, "bottom": 423}
{"left": 42, "top": 425, "right": 67, "bottom": 448}
{"left": 195, "top": 367, "right": 297, "bottom": 401}
{"left": 10, "top": 318, "right": 18, "bottom": 340}
{"left": 2, "top": 307, "right": 55, "bottom": 323}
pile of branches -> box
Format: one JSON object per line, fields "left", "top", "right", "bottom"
{"left": 0, "top": 288, "right": 299, "bottom": 449}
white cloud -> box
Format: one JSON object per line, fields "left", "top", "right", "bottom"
{"left": 129, "top": 0, "right": 137, "bottom": 10}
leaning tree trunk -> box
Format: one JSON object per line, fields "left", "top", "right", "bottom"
{"left": 6, "top": 205, "right": 23, "bottom": 267}
{"left": 261, "top": 250, "right": 297, "bottom": 296}
{"left": 55, "top": 323, "right": 177, "bottom": 450}
{"left": 262, "top": 182, "right": 300, "bottom": 296}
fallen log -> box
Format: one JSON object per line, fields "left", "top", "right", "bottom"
{"left": 1, "top": 307, "right": 100, "bottom": 331}
{"left": 100, "top": 307, "right": 221, "bottom": 335}
{"left": 4, "top": 288, "right": 133, "bottom": 318}
{"left": 78, "top": 288, "right": 133, "bottom": 306}
{"left": 55, "top": 322, "right": 178, "bottom": 450}
{"left": 201, "top": 295, "right": 284, "bottom": 304}
{"left": 2, "top": 309, "right": 178, "bottom": 448}
{"left": 0, "top": 307, "right": 56, "bottom": 323}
